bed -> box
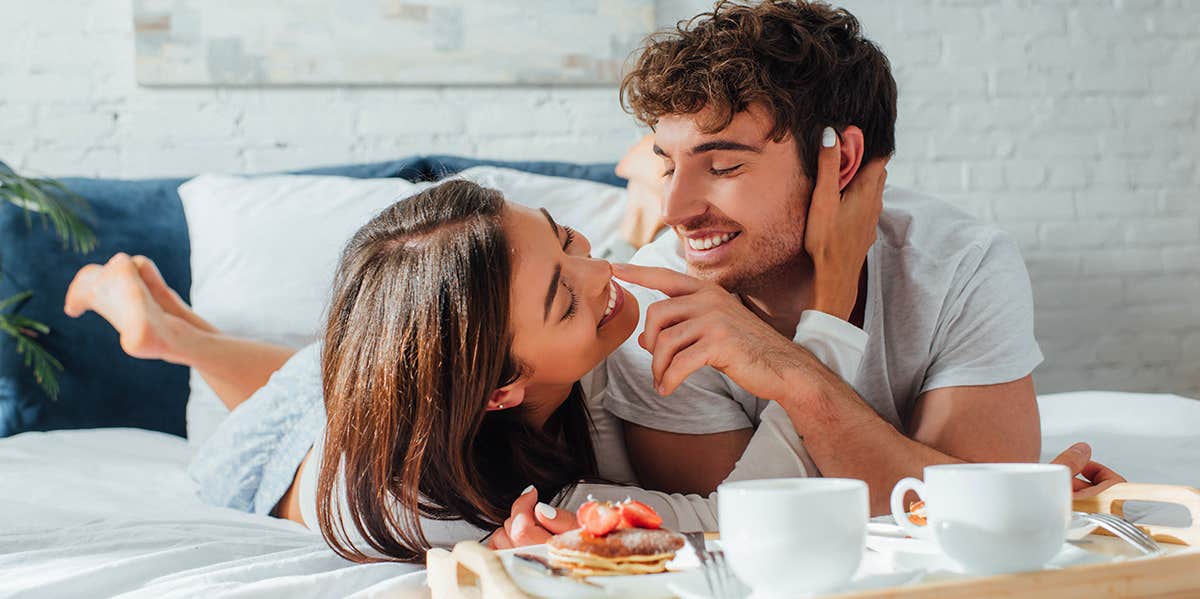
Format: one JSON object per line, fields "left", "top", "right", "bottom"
{"left": 1, "top": 157, "right": 1197, "bottom": 597}
{"left": 2, "top": 391, "right": 1197, "bottom": 598}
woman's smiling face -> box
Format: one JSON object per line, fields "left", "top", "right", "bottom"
{"left": 504, "top": 202, "right": 640, "bottom": 390}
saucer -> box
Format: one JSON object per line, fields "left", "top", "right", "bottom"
{"left": 865, "top": 514, "right": 1099, "bottom": 556}
{"left": 865, "top": 515, "right": 1111, "bottom": 575}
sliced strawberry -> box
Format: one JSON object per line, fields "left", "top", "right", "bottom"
{"left": 619, "top": 500, "right": 663, "bottom": 529}
{"left": 908, "top": 500, "right": 927, "bottom": 527}
{"left": 578, "top": 501, "right": 620, "bottom": 536}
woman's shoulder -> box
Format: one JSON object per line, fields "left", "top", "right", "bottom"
{"left": 297, "top": 426, "right": 326, "bottom": 530}
{"left": 582, "top": 363, "right": 638, "bottom": 485}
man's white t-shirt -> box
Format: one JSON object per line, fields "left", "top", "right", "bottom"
{"left": 605, "top": 185, "right": 1044, "bottom": 436}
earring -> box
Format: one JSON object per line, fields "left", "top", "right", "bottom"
{"left": 497, "top": 403, "right": 505, "bottom": 409}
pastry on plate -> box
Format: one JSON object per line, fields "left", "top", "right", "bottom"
{"left": 547, "top": 498, "right": 685, "bottom": 576}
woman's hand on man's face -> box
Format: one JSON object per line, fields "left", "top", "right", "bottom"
{"left": 487, "top": 485, "right": 579, "bottom": 550}
{"left": 804, "top": 126, "right": 888, "bottom": 322}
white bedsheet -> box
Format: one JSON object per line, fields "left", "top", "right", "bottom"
{"left": 1038, "top": 391, "right": 1200, "bottom": 487}
{"left": 0, "top": 428, "right": 427, "bottom": 598}
{"left": 1, "top": 391, "right": 1197, "bottom": 598}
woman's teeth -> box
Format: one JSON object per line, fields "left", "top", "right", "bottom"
{"left": 686, "top": 232, "right": 738, "bottom": 251}
{"left": 602, "top": 281, "right": 618, "bottom": 319}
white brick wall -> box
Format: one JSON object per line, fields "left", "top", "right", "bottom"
{"left": 2, "top": 0, "right": 1198, "bottom": 396}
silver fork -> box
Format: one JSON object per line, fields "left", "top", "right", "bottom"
{"left": 707, "top": 548, "right": 736, "bottom": 597}
{"left": 683, "top": 531, "right": 737, "bottom": 598}
{"left": 1073, "top": 511, "right": 1162, "bottom": 556}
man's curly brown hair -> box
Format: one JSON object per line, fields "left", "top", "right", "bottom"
{"left": 620, "top": 0, "right": 897, "bottom": 180}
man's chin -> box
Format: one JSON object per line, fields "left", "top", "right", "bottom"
{"left": 687, "top": 264, "right": 745, "bottom": 291}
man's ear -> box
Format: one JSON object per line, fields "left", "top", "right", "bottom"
{"left": 486, "top": 381, "right": 526, "bottom": 412}
{"left": 836, "top": 125, "right": 866, "bottom": 192}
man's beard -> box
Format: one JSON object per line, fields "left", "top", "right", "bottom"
{"left": 679, "top": 182, "right": 812, "bottom": 294}
{"left": 689, "top": 225, "right": 807, "bottom": 294}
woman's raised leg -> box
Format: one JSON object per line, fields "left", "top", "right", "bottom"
{"left": 64, "top": 253, "right": 296, "bottom": 410}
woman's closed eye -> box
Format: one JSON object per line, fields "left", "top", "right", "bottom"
{"left": 561, "top": 280, "right": 579, "bottom": 322}
{"left": 563, "top": 226, "right": 593, "bottom": 258}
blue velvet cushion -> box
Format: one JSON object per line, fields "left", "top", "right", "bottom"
{"left": 0, "top": 156, "right": 621, "bottom": 437}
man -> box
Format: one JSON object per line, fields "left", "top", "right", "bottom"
{"left": 604, "top": 0, "right": 1102, "bottom": 515}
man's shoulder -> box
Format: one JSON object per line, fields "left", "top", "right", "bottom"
{"left": 878, "top": 186, "right": 1017, "bottom": 268}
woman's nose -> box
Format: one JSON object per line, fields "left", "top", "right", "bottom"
{"left": 575, "top": 256, "right": 613, "bottom": 299}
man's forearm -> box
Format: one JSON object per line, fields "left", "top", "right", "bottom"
{"left": 777, "top": 374, "right": 961, "bottom": 515}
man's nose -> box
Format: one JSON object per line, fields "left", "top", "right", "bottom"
{"left": 661, "top": 171, "right": 707, "bottom": 226}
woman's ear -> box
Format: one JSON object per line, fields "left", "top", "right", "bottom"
{"left": 836, "top": 125, "right": 866, "bottom": 192}
{"left": 487, "top": 382, "right": 526, "bottom": 411}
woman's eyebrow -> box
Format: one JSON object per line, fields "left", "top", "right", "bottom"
{"left": 544, "top": 263, "right": 561, "bottom": 322}
{"left": 539, "top": 207, "right": 561, "bottom": 239}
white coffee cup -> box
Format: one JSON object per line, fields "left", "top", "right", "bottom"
{"left": 719, "top": 478, "right": 868, "bottom": 598}
{"left": 890, "top": 463, "right": 1071, "bottom": 574}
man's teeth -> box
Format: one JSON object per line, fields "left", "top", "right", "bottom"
{"left": 686, "top": 232, "right": 737, "bottom": 251}
{"left": 602, "top": 282, "right": 618, "bottom": 319}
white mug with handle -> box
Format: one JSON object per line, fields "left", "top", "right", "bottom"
{"left": 890, "top": 463, "right": 1072, "bottom": 574}
{"left": 720, "top": 478, "right": 868, "bottom": 598}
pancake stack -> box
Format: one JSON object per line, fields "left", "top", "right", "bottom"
{"left": 546, "top": 498, "right": 686, "bottom": 577}
{"left": 547, "top": 527, "right": 686, "bottom": 576}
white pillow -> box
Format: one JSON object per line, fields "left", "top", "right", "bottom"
{"left": 180, "top": 167, "right": 627, "bottom": 445}
{"left": 180, "top": 174, "right": 425, "bottom": 445}
{"left": 454, "top": 166, "right": 629, "bottom": 257}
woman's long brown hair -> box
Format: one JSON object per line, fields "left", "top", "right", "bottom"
{"left": 316, "top": 179, "right": 598, "bottom": 562}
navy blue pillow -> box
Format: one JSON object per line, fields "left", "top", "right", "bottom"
{"left": 0, "top": 156, "right": 621, "bottom": 437}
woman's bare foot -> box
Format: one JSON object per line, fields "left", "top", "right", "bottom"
{"left": 64, "top": 253, "right": 189, "bottom": 361}
{"left": 129, "top": 255, "right": 218, "bottom": 334}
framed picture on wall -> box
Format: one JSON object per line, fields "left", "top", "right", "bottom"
{"left": 133, "top": 0, "right": 656, "bottom": 86}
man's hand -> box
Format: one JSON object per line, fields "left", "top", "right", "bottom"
{"left": 616, "top": 134, "right": 667, "bottom": 248}
{"left": 1051, "top": 442, "right": 1128, "bottom": 498}
{"left": 612, "top": 263, "right": 828, "bottom": 403}
{"left": 487, "top": 485, "right": 578, "bottom": 550}
{"left": 804, "top": 127, "right": 888, "bottom": 321}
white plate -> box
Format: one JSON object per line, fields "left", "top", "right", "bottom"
{"left": 499, "top": 539, "right": 701, "bottom": 599}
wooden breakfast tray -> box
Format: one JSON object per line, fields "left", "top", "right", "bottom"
{"left": 427, "top": 483, "right": 1200, "bottom": 599}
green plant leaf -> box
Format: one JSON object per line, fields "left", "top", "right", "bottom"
{"left": 0, "top": 171, "right": 97, "bottom": 254}
{"left": 0, "top": 166, "right": 94, "bottom": 402}
{"left": 0, "top": 313, "right": 62, "bottom": 401}
{"left": 0, "top": 290, "right": 33, "bottom": 313}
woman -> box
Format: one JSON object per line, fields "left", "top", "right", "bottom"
{"left": 65, "top": 145, "right": 1122, "bottom": 563}
{"left": 68, "top": 177, "right": 641, "bottom": 561}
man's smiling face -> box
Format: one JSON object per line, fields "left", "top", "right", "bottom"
{"left": 654, "top": 104, "right": 813, "bottom": 293}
